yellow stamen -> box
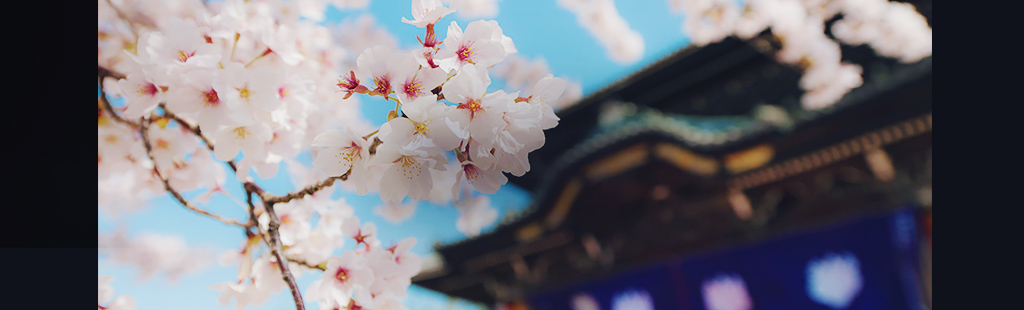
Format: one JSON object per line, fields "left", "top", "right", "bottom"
{"left": 233, "top": 127, "right": 249, "bottom": 140}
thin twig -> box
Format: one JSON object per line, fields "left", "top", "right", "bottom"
{"left": 163, "top": 109, "right": 241, "bottom": 173}
{"left": 287, "top": 257, "right": 327, "bottom": 271}
{"left": 244, "top": 183, "right": 261, "bottom": 228}
{"left": 98, "top": 76, "right": 140, "bottom": 130}
{"left": 98, "top": 66, "right": 126, "bottom": 80}
{"left": 261, "top": 172, "right": 348, "bottom": 205}
{"left": 139, "top": 119, "right": 249, "bottom": 228}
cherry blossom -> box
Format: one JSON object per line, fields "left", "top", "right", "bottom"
{"left": 146, "top": 124, "right": 199, "bottom": 171}
{"left": 442, "top": 64, "right": 513, "bottom": 149}
{"left": 492, "top": 54, "right": 583, "bottom": 111}
{"left": 211, "top": 281, "right": 272, "bottom": 310}
{"left": 307, "top": 251, "right": 375, "bottom": 308}
{"left": 445, "top": 0, "right": 500, "bottom": 19}
{"left": 106, "top": 296, "right": 138, "bottom": 310}
{"left": 373, "top": 119, "right": 450, "bottom": 202}
{"left": 399, "top": 95, "right": 463, "bottom": 151}
{"left": 454, "top": 194, "right": 499, "bottom": 236}
{"left": 356, "top": 45, "right": 407, "bottom": 98}
{"left": 402, "top": 0, "right": 455, "bottom": 28}
{"left": 98, "top": 231, "right": 215, "bottom": 282}
{"left": 312, "top": 128, "right": 371, "bottom": 185}
{"left": 374, "top": 200, "right": 419, "bottom": 224}
{"left": 436, "top": 20, "right": 514, "bottom": 72}
{"left": 98, "top": 1, "right": 569, "bottom": 309}
{"left": 558, "top": 0, "right": 645, "bottom": 64}
{"left": 116, "top": 61, "right": 169, "bottom": 119}
{"left": 99, "top": 275, "right": 115, "bottom": 305}
{"left": 213, "top": 122, "right": 274, "bottom": 162}
{"left": 667, "top": 0, "right": 931, "bottom": 111}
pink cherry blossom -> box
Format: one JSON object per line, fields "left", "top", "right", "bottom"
{"left": 374, "top": 200, "right": 418, "bottom": 224}
{"left": 402, "top": 0, "right": 454, "bottom": 28}
{"left": 454, "top": 194, "right": 498, "bottom": 236}
{"left": 436, "top": 20, "right": 513, "bottom": 73}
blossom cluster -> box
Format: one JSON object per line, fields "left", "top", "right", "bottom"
{"left": 207, "top": 182, "right": 423, "bottom": 310}
{"left": 99, "top": 0, "right": 571, "bottom": 309}
{"left": 99, "top": 0, "right": 373, "bottom": 215}
{"left": 99, "top": 276, "right": 137, "bottom": 310}
{"left": 492, "top": 54, "right": 583, "bottom": 111}
{"left": 98, "top": 230, "right": 216, "bottom": 282}
{"left": 667, "top": 0, "right": 932, "bottom": 110}
{"left": 314, "top": 0, "right": 570, "bottom": 204}
{"left": 443, "top": 0, "right": 501, "bottom": 19}
{"left": 557, "top": 0, "right": 645, "bottom": 64}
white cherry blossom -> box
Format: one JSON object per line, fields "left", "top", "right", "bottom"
{"left": 136, "top": 18, "right": 219, "bottom": 76}
{"left": 445, "top": 0, "right": 500, "bottom": 19}
{"left": 106, "top": 296, "right": 138, "bottom": 310}
{"left": 393, "top": 59, "right": 447, "bottom": 105}
{"left": 356, "top": 45, "right": 406, "bottom": 98}
{"left": 401, "top": 95, "right": 462, "bottom": 151}
{"left": 147, "top": 124, "right": 198, "bottom": 170}
{"left": 98, "top": 1, "right": 562, "bottom": 309}
{"left": 213, "top": 122, "right": 273, "bottom": 162}
{"left": 558, "top": 0, "right": 645, "bottom": 64}
{"left": 211, "top": 281, "right": 271, "bottom": 310}
{"left": 374, "top": 118, "right": 449, "bottom": 202}
{"left": 374, "top": 200, "right": 419, "bottom": 224}
{"left": 454, "top": 194, "right": 498, "bottom": 236}
{"left": 116, "top": 60, "right": 169, "bottom": 119}
{"left": 307, "top": 251, "right": 375, "bottom": 308}
{"left": 402, "top": 0, "right": 454, "bottom": 28}
{"left": 99, "top": 275, "right": 115, "bottom": 304}
{"left": 436, "top": 20, "right": 512, "bottom": 73}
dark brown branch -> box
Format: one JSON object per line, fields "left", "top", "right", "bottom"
{"left": 262, "top": 199, "right": 306, "bottom": 310}
{"left": 245, "top": 183, "right": 307, "bottom": 310}
{"left": 139, "top": 120, "right": 249, "bottom": 228}
{"left": 98, "top": 76, "right": 140, "bottom": 130}
{"left": 162, "top": 109, "right": 239, "bottom": 172}
{"left": 98, "top": 66, "right": 126, "bottom": 80}
{"left": 101, "top": 58, "right": 309, "bottom": 310}
{"left": 261, "top": 171, "right": 348, "bottom": 205}
{"left": 245, "top": 185, "right": 260, "bottom": 228}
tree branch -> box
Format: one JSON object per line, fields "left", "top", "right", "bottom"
{"left": 261, "top": 171, "right": 348, "bottom": 205}
{"left": 287, "top": 257, "right": 327, "bottom": 271}
{"left": 98, "top": 76, "right": 140, "bottom": 130}
{"left": 102, "top": 67, "right": 333, "bottom": 310}
{"left": 101, "top": 52, "right": 311, "bottom": 310}
{"left": 139, "top": 120, "right": 249, "bottom": 228}
{"left": 262, "top": 199, "right": 306, "bottom": 310}
{"left": 244, "top": 183, "right": 306, "bottom": 310}
{"left": 98, "top": 66, "right": 126, "bottom": 80}
{"left": 162, "top": 109, "right": 240, "bottom": 172}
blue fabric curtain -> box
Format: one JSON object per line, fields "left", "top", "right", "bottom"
{"left": 529, "top": 208, "right": 925, "bottom": 310}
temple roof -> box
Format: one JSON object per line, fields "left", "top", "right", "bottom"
{"left": 414, "top": 5, "right": 932, "bottom": 302}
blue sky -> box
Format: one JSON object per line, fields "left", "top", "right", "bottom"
{"left": 98, "top": 1, "right": 691, "bottom": 309}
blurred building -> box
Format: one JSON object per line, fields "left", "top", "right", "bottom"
{"left": 414, "top": 3, "right": 932, "bottom": 308}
